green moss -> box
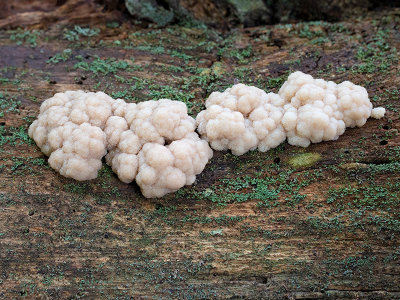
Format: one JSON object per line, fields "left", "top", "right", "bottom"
{"left": 0, "top": 126, "right": 33, "bottom": 147}
{"left": 63, "top": 183, "right": 91, "bottom": 195}
{"left": 296, "top": 23, "right": 325, "bottom": 39}
{"left": 178, "top": 165, "right": 315, "bottom": 208}
{"left": 352, "top": 28, "right": 398, "bottom": 74}
{"left": 74, "top": 56, "right": 132, "bottom": 76}
{"left": 135, "top": 43, "right": 166, "bottom": 54}
{"left": 181, "top": 214, "right": 245, "bottom": 225}
{"left": 289, "top": 153, "right": 321, "bottom": 168}
{"left": 324, "top": 255, "right": 377, "bottom": 278}
{"left": 63, "top": 26, "right": 99, "bottom": 41}
{"left": 9, "top": 29, "right": 41, "bottom": 47}
{"left": 0, "top": 92, "right": 20, "bottom": 115}
{"left": 47, "top": 49, "right": 72, "bottom": 64}
{"left": 266, "top": 73, "right": 288, "bottom": 90}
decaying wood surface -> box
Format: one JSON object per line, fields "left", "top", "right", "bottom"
{"left": 0, "top": 0, "right": 125, "bottom": 29}
{"left": 0, "top": 6, "right": 399, "bottom": 299}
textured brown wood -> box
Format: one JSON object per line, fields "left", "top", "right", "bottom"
{"left": 0, "top": 6, "right": 399, "bottom": 299}
{"left": 0, "top": 0, "right": 125, "bottom": 29}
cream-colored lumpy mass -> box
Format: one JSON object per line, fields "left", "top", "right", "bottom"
{"left": 279, "top": 71, "right": 386, "bottom": 147}
{"left": 104, "top": 99, "right": 213, "bottom": 197}
{"left": 196, "top": 84, "right": 286, "bottom": 155}
{"left": 136, "top": 133, "right": 213, "bottom": 198}
{"left": 29, "top": 72, "right": 386, "bottom": 196}
{"left": 29, "top": 92, "right": 213, "bottom": 198}
{"left": 28, "top": 91, "right": 113, "bottom": 180}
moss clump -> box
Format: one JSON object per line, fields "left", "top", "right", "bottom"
{"left": 289, "top": 153, "right": 321, "bottom": 168}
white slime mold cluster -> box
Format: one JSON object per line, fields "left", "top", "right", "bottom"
{"left": 29, "top": 71, "right": 385, "bottom": 197}
{"left": 197, "top": 71, "right": 385, "bottom": 151}
{"left": 29, "top": 93, "right": 213, "bottom": 198}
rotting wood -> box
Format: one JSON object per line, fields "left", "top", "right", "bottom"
{"left": 0, "top": 7, "right": 399, "bottom": 300}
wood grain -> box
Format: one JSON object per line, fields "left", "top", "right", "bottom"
{"left": 0, "top": 6, "right": 399, "bottom": 299}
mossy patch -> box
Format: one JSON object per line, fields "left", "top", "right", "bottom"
{"left": 289, "top": 153, "right": 321, "bottom": 168}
